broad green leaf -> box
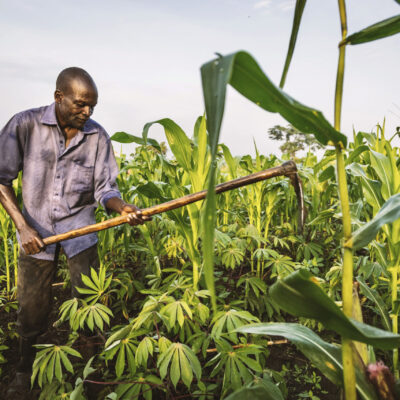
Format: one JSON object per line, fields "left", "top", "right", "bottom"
{"left": 220, "top": 143, "right": 238, "bottom": 179}
{"left": 279, "top": 0, "right": 307, "bottom": 88}
{"left": 346, "top": 163, "right": 383, "bottom": 211}
{"left": 111, "top": 131, "right": 161, "bottom": 151}
{"left": 201, "top": 51, "right": 347, "bottom": 149}
{"left": 238, "top": 323, "right": 378, "bottom": 400}
{"left": 346, "top": 145, "right": 369, "bottom": 165}
{"left": 344, "top": 15, "right": 400, "bottom": 45}
{"left": 270, "top": 269, "right": 400, "bottom": 349}
{"left": 136, "top": 182, "right": 169, "bottom": 201}
{"left": 142, "top": 119, "right": 192, "bottom": 172}
{"left": 357, "top": 276, "right": 391, "bottom": 332}
{"left": 349, "top": 193, "right": 400, "bottom": 250}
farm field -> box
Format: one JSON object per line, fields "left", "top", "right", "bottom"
{"left": 0, "top": 119, "right": 399, "bottom": 399}
{"left": 0, "top": 1, "right": 400, "bottom": 399}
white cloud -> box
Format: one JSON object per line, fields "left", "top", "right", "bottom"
{"left": 253, "top": 0, "right": 272, "bottom": 10}
{"left": 277, "top": 0, "right": 295, "bottom": 12}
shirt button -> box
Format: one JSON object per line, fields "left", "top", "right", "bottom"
{"left": 53, "top": 208, "right": 56, "bottom": 211}
{"left": 55, "top": 193, "right": 58, "bottom": 196}
{"left": 57, "top": 175, "right": 60, "bottom": 179}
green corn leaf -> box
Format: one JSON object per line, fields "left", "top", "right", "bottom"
{"left": 346, "top": 145, "right": 369, "bottom": 165}
{"left": 346, "top": 163, "right": 383, "bottom": 211}
{"left": 111, "top": 131, "right": 161, "bottom": 151}
{"left": 238, "top": 323, "right": 378, "bottom": 400}
{"left": 344, "top": 14, "right": 400, "bottom": 45}
{"left": 349, "top": 193, "right": 400, "bottom": 250}
{"left": 357, "top": 276, "right": 391, "bottom": 332}
{"left": 201, "top": 51, "right": 347, "bottom": 149}
{"left": 142, "top": 119, "right": 192, "bottom": 171}
{"left": 270, "top": 269, "right": 400, "bottom": 349}
{"left": 279, "top": 0, "right": 307, "bottom": 88}
{"left": 220, "top": 143, "right": 238, "bottom": 179}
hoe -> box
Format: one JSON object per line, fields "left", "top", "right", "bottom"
{"left": 43, "top": 161, "right": 305, "bottom": 246}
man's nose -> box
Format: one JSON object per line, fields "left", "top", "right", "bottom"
{"left": 83, "top": 105, "right": 93, "bottom": 117}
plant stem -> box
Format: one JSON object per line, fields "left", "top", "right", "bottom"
{"left": 391, "top": 264, "right": 399, "bottom": 378}
{"left": 335, "top": 1, "right": 356, "bottom": 399}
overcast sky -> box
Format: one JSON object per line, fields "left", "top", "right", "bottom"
{"left": 0, "top": 0, "right": 399, "bottom": 157}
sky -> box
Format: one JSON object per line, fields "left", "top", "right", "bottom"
{"left": 0, "top": 0, "right": 399, "bottom": 157}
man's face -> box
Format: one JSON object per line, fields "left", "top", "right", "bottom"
{"left": 55, "top": 79, "right": 98, "bottom": 130}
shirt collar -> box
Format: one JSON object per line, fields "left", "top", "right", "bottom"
{"left": 40, "top": 103, "right": 98, "bottom": 134}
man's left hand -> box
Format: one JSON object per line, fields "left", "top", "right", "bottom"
{"left": 121, "top": 203, "right": 151, "bottom": 226}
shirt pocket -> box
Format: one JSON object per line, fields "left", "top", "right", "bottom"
{"left": 67, "top": 161, "right": 95, "bottom": 209}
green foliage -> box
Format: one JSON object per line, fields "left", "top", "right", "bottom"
{"left": 270, "top": 269, "right": 400, "bottom": 349}
{"left": 279, "top": 0, "right": 307, "bottom": 89}
{"left": 344, "top": 15, "right": 400, "bottom": 45}
{"left": 157, "top": 342, "right": 202, "bottom": 389}
{"left": 31, "top": 345, "right": 82, "bottom": 388}
{"left": 238, "top": 323, "right": 378, "bottom": 400}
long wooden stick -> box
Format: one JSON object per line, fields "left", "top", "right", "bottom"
{"left": 43, "top": 161, "right": 302, "bottom": 246}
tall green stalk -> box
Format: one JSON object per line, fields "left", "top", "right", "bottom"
{"left": 334, "top": 0, "right": 356, "bottom": 399}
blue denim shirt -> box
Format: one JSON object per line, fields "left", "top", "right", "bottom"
{"left": 0, "top": 103, "right": 121, "bottom": 260}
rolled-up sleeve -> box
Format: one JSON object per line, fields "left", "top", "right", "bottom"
{"left": 0, "top": 114, "right": 24, "bottom": 186}
{"left": 93, "top": 131, "right": 121, "bottom": 211}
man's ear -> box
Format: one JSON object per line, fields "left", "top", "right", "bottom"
{"left": 54, "top": 89, "right": 63, "bottom": 104}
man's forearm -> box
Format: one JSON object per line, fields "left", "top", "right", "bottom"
{"left": 105, "top": 197, "right": 128, "bottom": 214}
{"left": 0, "top": 184, "right": 29, "bottom": 231}
{"left": 0, "top": 184, "right": 45, "bottom": 254}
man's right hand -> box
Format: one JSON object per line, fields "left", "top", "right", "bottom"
{"left": 19, "top": 225, "right": 46, "bottom": 255}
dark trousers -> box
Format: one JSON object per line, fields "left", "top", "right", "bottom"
{"left": 16, "top": 245, "right": 99, "bottom": 338}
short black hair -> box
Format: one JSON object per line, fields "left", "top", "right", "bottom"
{"left": 56, "top": 67, "right": 97, "bottom": 94}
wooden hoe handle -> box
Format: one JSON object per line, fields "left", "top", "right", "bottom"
{"left": 43, "top": 161, "right": 303, "bottom": 246}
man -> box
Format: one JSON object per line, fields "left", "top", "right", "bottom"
{"left": 0, "top": 67, "right": 148, "bottom": 396}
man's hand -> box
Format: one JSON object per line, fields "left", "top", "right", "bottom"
{"left": 120, "top": 203, "right": 151, "bottom": 226}
{"left": 105, "top": 197, "right": 151, "bottom": 226}
{"left": 19, "top": 224, "right": 46, "bottom": 255}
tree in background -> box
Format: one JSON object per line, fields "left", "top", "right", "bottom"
{"left": 268, "top": 124, "right": 323, "bottom": 159}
